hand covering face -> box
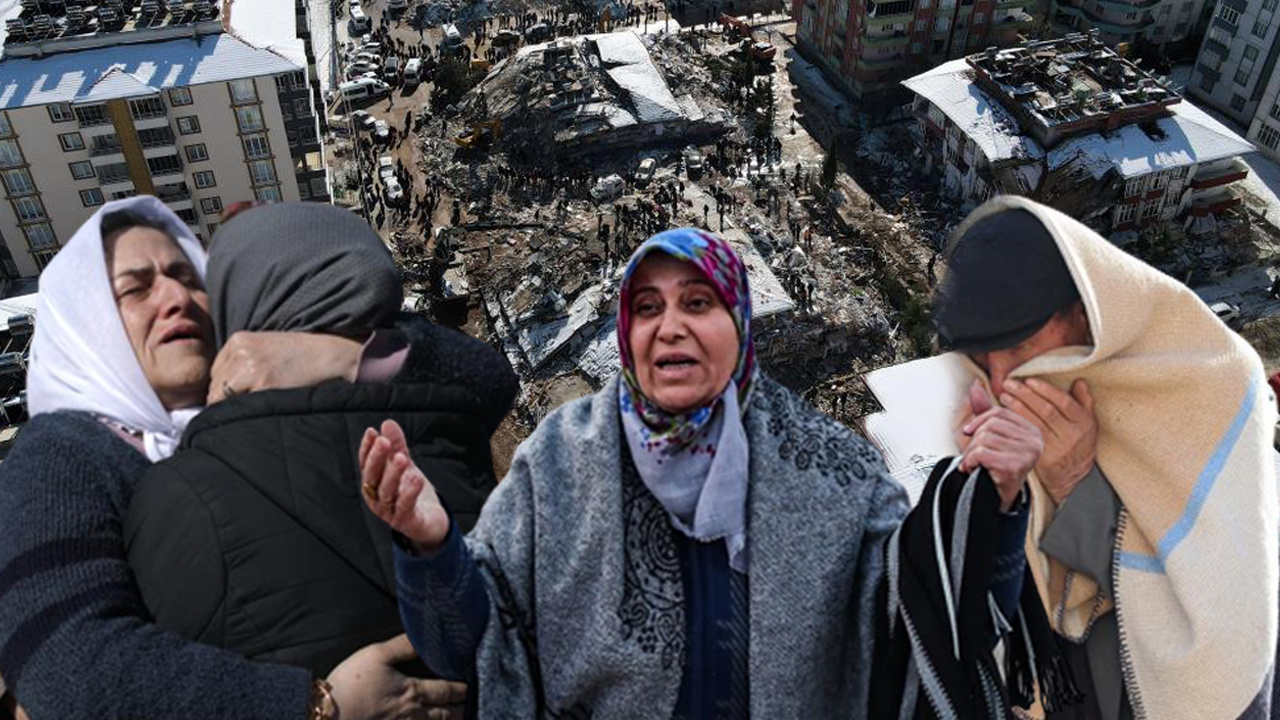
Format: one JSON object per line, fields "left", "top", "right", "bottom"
{"left": 27, "top": 196, "right": 208, "bottom": 461}
{"left": 616, "top": 228, "right": 758, "bottom": 572}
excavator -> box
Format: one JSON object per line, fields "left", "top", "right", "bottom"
{"left": 719, "top": 13, "right": 776, "bottom": 61}
{"left": 455, "top": 119, "right": 502, "bottom": 150}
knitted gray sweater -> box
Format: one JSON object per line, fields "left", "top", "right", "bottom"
{"left": 0, "top": 411, "right": 312, "bottom": 720}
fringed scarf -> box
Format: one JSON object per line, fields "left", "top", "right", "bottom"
{"left": 616, "top": 228, "right": 758, "bottom": 573}
{"left": 871, "top": 457, "right": 1082, "bottom": 719}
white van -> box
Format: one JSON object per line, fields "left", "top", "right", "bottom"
{"left": 349, "top": 7, "right": 370, "bottom": 34}
{"left": 403, "top": 58, "right": 422, "bottom": 84}
{"left": 338, "top": 76, "right": 389, "bottom": 102}
{"left": 442, "top": 23, "right": 464, "bottom": 51}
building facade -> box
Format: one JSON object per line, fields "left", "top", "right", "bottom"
{"left": 794, "top": 0, "right": 1038, "bottom": 99}
{"left": 0, "top": 1, "right": 329, "bottom": 281}
{"left": 903, "top": 34, "right": 1255, "bottom": 234}
{"left": 1048, "top": 0, "right": 1206, "bottom": 47}
{"left": 1187, "top": 0, "right": 1280, "bottom": 126}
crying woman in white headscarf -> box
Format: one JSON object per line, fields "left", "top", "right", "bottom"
{"left": 0, "top": 197, "right": 516, "bottom": 720}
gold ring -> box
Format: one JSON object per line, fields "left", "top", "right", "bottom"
{"left": 362, "top": 483, "right": 379, "bottom": 502}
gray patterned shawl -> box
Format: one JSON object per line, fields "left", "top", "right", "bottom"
{"left": 462, "top": 373, "right": 909, "bottom": 719}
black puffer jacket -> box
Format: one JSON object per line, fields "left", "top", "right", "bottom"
{"left": 123, "top": 329, "right": 514, "bottom": 677}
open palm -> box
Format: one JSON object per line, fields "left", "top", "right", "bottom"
{"left": 359, "top": 419, "right": 451, "bottom": 551}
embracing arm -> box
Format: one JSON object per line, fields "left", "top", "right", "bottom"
{"left": 0, "top": 421, "right": 311, "bottom": 720}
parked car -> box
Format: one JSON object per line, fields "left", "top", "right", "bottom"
{"left": 387, "top": 0, "right": 407, "bottom": 10}
{"left": 683, "top": 146, "right": 704, "bottom": 176}
{"left": 524, "top": 22, "right": 549, "bottom": 42}
{"left": 383, "top": 55, "right": 400, "bottom": 81}
{"left": 1210, "top": 301, "right": 1241, "bottom": 326}
{"left": 634, "top": 157, "right": 656, "bottom": 185}
{"left": 346, "top": 60, "right": 379, "bottom": 79}
{"left": 378, "top": 155, "right": 396, "bottom": 180}
{"left": 403, "top": 58, "right": 422, "bottom": 84}
{"left": 373, "top": 120, "right": 391, "bottom": 142}
{"left": 590, "top": 174, "right": 625, "bottom": 202}
{"left": 351, "top": 109, "right": 377, "bottom": 133}
{"left": 384, "top": 175, "right": 404, "bottom": 202}
{"left": 493, "top": 28, "right": 521, "bottom": 45}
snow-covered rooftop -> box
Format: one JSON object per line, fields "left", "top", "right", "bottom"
{"left": 0, "top": 33, "right": 301, "bottom": 110}
{"left": 904, "top": 58, "right": 1256, "bottom": 178}
{"left": 223, "top": 0, "right": 309, "bottom": 69}
{"left": 594, "top": 32, "right": 683, "bottom": 124}
{"left": 901, "top": 59, "right": 1045, "bottom": 165}
{"left": 1047, "top": 100, "right": 1255, "bottom": 178}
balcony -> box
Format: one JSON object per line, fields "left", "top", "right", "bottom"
{"left": 1189, "top": 185, "right": 1243, "bottom": 216}
{"left": 156, "top": 183, "right": 193, "bottom": 211}
{"left": 89, "top": 143, "right": 124, "bottom": 161}
{"left": 864, "top": 30, "right": 910, "bottom": 45}
{"left": 868, "top": 0, "right": 914, "bottom": 18}
{"left": 134, "top": 115, "right": 171, "bottom": 132}
{"left": 1191, "top": 158, "right": 1250, "bottom": 190}
{"left": 99, "top": 174, "right": 135, "bottom": 194}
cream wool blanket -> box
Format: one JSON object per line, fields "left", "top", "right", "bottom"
{"left": 949, "top": 196, "right": 1278, "bottom": 720}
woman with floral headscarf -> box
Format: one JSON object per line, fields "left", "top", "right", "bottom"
{"left": 364, "top": 229, "right": 1055, "bottom": 719}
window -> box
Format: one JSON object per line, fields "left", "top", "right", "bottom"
{"left": 147, "top": 155, "right": 184, "bottom": 177}
{"left": 1231, "top": 93, "right": 1247, "bottom": 110}
{"left": 69, "top": 160, "right": 95, "bottom": 180}
{"left": 1115, "top": 203, "right": 1137, "bottom": 224}
{"left": 973, "top": 11, "right": 984, "bottom": 22}
{"left": 193, "top": 170, "right": 216, "bottom": 188}
{"left": 129, "top": 97, "right": 167, "bottom": 120}
{"left": 23, "top": 223, "right": 56, "bottom": 250}
{"left": 1209, "top": 25, "right": 1232, "bottom": 46}
{"left": 168, "top": 87, "right": 193, "bottom": 106}
{"left": 910, "top": 41, "right": 925, "bottom": 52}
{"left": 98, "top": 162, "right": 131, "bottom": 184}
{"left": 1236, "top": 44, "right": 1260, "bottom": 86}
{"left": 936, "top": 16, "right": 951, "bottom": 31}
{"left": 1258, "top": 123, "right": 1280, "bottom": 149}
{"left": 281, "top": 102, "right": 293, "bottom": 120}
{"left": 1150, "top": 170, "right": 1169, "bottom": 190}
{"left": 200, "top": 196, "right": 223, "bottom": 214}
{"left": 294, "top": 98, "right": 310, "bottom": 117}
{"left": 80, "top": 188, "right": 105, "bottom": 206}
{"left": 235, "top": 106, "right": 265, "bottom": 133}
{"left": 915, "top": 18, "right": 927, "bottom": 30}
{"left": 58, "top": 132, "right": 84, "bottom": 151}
{"left": 248, "top": 159, "right": 277, "bottom": 186}
{"left": 1140, "top": 199, "right": 1161, "bottom": 219}
{"left": 242, "top": 134, "right": 271, "bottom": 159}
{"left": 176, "top": 116, "right": 202, "bottom": 135}
{"left": 229, "top": 79, "right": 258, "bottom": 104}
{"left": 298, "top": 181, "right": 311, "bottom": 199}
{"left": 185, "top": 143, "right": 209, "bottom": 162}
{"left": 47, "top": 103, "right": 73, "bottom": 123}
{"left": 1, "top": 168, "right": 35, "bottom": 196}
{"left": 174, "top": 208, "right": 197, "bottom": 225}
{"left": 137, "top": 127, "right": 175, "bottom": 148}
{"left": 73, "top": 105, "right": 110, "bottom": 127}
{"left": 0, "top": 113, "right": 11, "bottom": 137}
{"left": 0, "top": 140, "right": 22, "bottom": 168}
{"left": 310, "top": 177, "right": 328, "bottom": 197}
{"left": 111, "top": 190, "right": 138, "bottom": 200}
{"left": 1217, "top": 3, "right": 1241, "bottom": 25}
{"left": 1124, "top": 175, "right": 1143, "bottom": 197}
{"left": 286, "top": 129, "right": 298, "bottom": 146}
{"left": 255, "top": 186, "right": 282, "bottom": 202}
{"left": 13, "top": 196, "right": 45, "bottom": 223}
{"left": 1253, "top": 18, "right": 1269, "bottom": 37}
{"left": 1200, "top": 73, "right": 1216, "bottom": 93}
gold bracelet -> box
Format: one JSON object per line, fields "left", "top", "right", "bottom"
{"left": 310, "top": 678, "right": 337, "bottom": 720}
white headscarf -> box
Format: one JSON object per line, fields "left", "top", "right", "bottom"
{"left": 27, "top": 196, "right": 209, "bottom": 461}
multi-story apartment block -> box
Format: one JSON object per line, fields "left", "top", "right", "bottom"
{"left": 1244, "top": 65, "right": 1280, "bottom": 159}
{"left": 1048, "top": 0, "right": 1207, "bottom": 47}
{"left": 0, "top": 0, "right": 329, "bottom": 281}
{"left": 903, "top": 33, "right": 1255, "bottom": 234}
{"left": 794, "top": 0, "right": 1038, "bottom": 99}
{"left": 1187, "top": 0, "right": 1280, "bottom": 126}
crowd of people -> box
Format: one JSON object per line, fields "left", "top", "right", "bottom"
{"left": 0, "top": 191, "right": 1272, "bottom": 720}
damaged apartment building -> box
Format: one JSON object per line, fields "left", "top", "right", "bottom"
{"left": 466, "top": 30, "right": 728, "bottom": 157}
{"left": 902, "top": 32, "right": 1256, "bottom": 235}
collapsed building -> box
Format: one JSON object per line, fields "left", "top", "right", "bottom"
{"left": 901, "top": 31, "right": 1256, "bottom": 236}
{"left": 466, "top": 30, "right": 730, "bottom": 156}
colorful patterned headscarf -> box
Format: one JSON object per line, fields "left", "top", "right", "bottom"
{"left": 616, "top": 228, "right": 758, "bottom": 573}
{"left": 617, "top": 227, "right": 757, "bottom": 443}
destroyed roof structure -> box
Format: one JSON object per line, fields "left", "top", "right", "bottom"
{"left": 902, "top": 31, "right": 1256, "bottom": 234}
{"left": 467, "top": 30, "right": 727, "bottom": 157}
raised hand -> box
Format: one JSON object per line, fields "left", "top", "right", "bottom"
{"left": 360, "top": 419, "right": 451, "bottom": 553}
{"left": 999, "top": 377, "right": 1097, "bottom": 505}
{"left": 959, "top": 381, "right": 1044, "bottom": 512}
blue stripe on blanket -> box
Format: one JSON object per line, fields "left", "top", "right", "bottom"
{"left": 1118, "top": 374, "right": 1259, "bottom": 575}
